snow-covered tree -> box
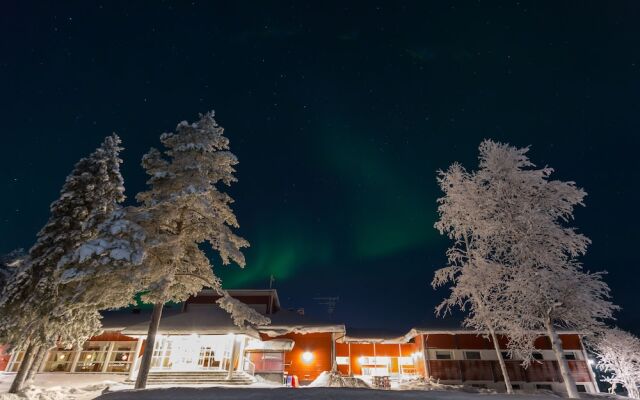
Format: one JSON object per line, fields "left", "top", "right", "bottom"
{"left": 0, "top": 134, "right": 126, "bottom": 393}
{"left": 0, "top": 249, "right": 26, "bottom": 291}
{"left": 132, "top": 111, "right": 254, "bottom": 389}
{"left": 482, "top": 142, "right": 616, "bottom": 398}
{"left": 433, "top": 159, "right": 516, "bottom": 393}
{"left": 434, "top": 139, "right": 617, "bottom": 398}
{"left": 55, "top": 207, "right": 147, "bottom": 312}
{"left": 591, "top": 328, "right": 640, "bottom": 398}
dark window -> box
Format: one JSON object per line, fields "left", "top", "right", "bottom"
{"left": 465, "top": 351, "right": 481, "bottom": 360}
{"left": 576, "top": 385, "right": 587, "bottom": 393}
{"left": 511, "top": 384, "right": 521, "bottom": 390}
{"left": 435, "top": 351, "right": 452, "bottom": 360}
{"left": 533, "top": 352, "right": 544, "bottom": 360}
{"left": 536, "top": 384, "right": 552, "bottom": 391}
{"left": 564, "top": 352, "right": 576, "bottom": 360}
{"left": 501, "top": 352, "right": 511, "bottom": 359}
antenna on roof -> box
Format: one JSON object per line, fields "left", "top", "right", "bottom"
{"left": 313, "top": 296, "right": 339, "bottom": 315}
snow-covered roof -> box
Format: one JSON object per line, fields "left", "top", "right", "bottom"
{"left": 100, "top": 306, "right": 182, "bottom": 331}
{"left": 100, "top": 298, "right": 343, "bottom": 339}
{"left": 118, "top": 304, "right": 261, "bottom": 338}
{"left": 340, "top": 328, "right": 410, "bottom": 344}
{"left": 99, "top": 289, "right": 586, "bottom": 342}
{"left": 258, "top": 308, "right": 345, "bottom": 337}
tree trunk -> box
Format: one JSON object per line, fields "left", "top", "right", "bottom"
{"left": 9, "top": 343, "right": 36, "bottom": 393}
{"left": 226, "top": 336, "right": 239, "bottom": 380}
{"left": 489, "top": 328, "right": 513, "bottom": 394}
{"left": 26, "top": 346, "right": 48, "bottom": 382}
{"left": 134, "top": 302, "right": 164, "bottom": 389}
{"left": 330, "top": 332, "right": 337, "bottom": 372}
{"left": 626, "top": 380, "right": 640, "bottom": 399}
{"left": 545, "top": 319, "right": 579, "bottom": 398}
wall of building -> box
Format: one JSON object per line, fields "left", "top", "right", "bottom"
{"left": 335, "top": 341, "right": 422, "bottom": 376}
{"left": 0, "top": 344, "right": 11, "bottom": 371}
{"left": 264, "top": 332, "right": 333, "bottom": 384}
{"left": 417, "top": 333, "right": 596, "bottom": 394}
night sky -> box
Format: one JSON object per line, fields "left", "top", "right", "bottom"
{"left": 2, "top": 2, "right": 639, "bottom": 334}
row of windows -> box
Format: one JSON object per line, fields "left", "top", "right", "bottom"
{"left": 434, "top": 350, "right": 578, "bottom": 361}
{"left": 471, "top": 384, "right": 586, "bottom": 393}
{"left": 335, "top": 356, "right": 415, "bottom": 366}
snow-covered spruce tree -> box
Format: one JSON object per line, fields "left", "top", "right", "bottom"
{"left": 591, "top": 328, "right": 640, "bottom": 398}
{"left": 132, "top": 111, "right": 264, "bottom": 389}
{"left": 0, "top": 134, "right": 126, "bottom": 393}
{"left": 53, "top": 207, "right": 147, "bottom": 328}
{"left": 432, "top": 160, "right": 516, "bottom": 393}
{"left": 0, "top": 249, "right": 26, "bottom": 291}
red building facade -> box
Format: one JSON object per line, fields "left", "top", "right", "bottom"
{"left": 1, "top": 289, "right": 597, "bottom": 394}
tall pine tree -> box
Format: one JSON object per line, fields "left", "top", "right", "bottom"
{"left": 0, "top": 134, "right": 126, "bottom": 393}
{"left": 132, "top": 111, "right": 251, "bottom": 388}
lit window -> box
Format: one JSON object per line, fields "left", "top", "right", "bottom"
{"left": 398, "top": 356, "right": 414, "bottom": 365}
{"left": 336, "top": 357, "right": 349, "bottom": 365}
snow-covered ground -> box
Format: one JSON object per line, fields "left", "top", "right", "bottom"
{"left": 0, "top": 373, "right": 617, "bottom": 400}
{"left": 93, "top": 387, "right": 592, "bottom": 400}
{"left": 0, "top": 373, "right": 281, "bottom": 400}
{"left": 0, "top": 373, "right": 127, "bottom": 400}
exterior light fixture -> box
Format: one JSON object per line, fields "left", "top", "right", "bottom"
{"left": 358, "top": 356, "right": 366, "bottom": 364}
{"left": 302, "top": 351, "right": 314, "bottom": 363}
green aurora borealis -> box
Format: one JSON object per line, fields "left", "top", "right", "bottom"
{"left": 2, "top": 2, "right": 639, "bottom": 332}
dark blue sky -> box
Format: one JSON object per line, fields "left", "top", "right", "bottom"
{"left": 1, "top": 1, "right": 639, "bottom": 334}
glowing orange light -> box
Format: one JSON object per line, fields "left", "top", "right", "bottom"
{"left": 302, "top": 351, "right": 314, "bottom": 363}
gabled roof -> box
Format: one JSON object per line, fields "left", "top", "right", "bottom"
{"left": 118, "top": 304, "right": 260, "bottom": 338}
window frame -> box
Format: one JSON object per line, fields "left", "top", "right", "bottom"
{"left": 464, "top": 351, "right": 482, "bottom": 360}
{"left": 435, "top": 350, "right": 453, "bottom": 360}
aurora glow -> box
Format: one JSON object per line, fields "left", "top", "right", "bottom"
{"left": 2, "top": 2, "right": 639, "bottom": 333}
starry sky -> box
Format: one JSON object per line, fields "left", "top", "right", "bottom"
{"left": 2, "top": 1, "right": 639, "bottom": 334}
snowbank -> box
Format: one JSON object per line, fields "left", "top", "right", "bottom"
{"left": 0, "top": 373, "right": 126, "bottom": 400}
{"left": 307, "top": 371, "right": 370, "bottom": 388}
{"left": 396, "top": 378, "right": 495, "bottom": 393}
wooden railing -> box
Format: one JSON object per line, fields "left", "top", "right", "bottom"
{"left": 427, "top": 360, "right": 591, "bottom": 383}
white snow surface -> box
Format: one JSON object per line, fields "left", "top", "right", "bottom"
{"left": 0, "top": 373, "right": 126, "bottom": 400}
{"left": 93, "top": 387, "right": 611, "bottom": 400}
{"left": 0, "top": 373, "right": 622, "bottom": 400}
{"left": 308, "top": 371, "right": 369, "bottom": 388}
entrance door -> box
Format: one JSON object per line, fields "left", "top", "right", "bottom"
{"left": 198, "top": 346, "right": 219, "bottom": 369}
{"left": 150, "top": 335, "right": 236, "bottom": 372}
